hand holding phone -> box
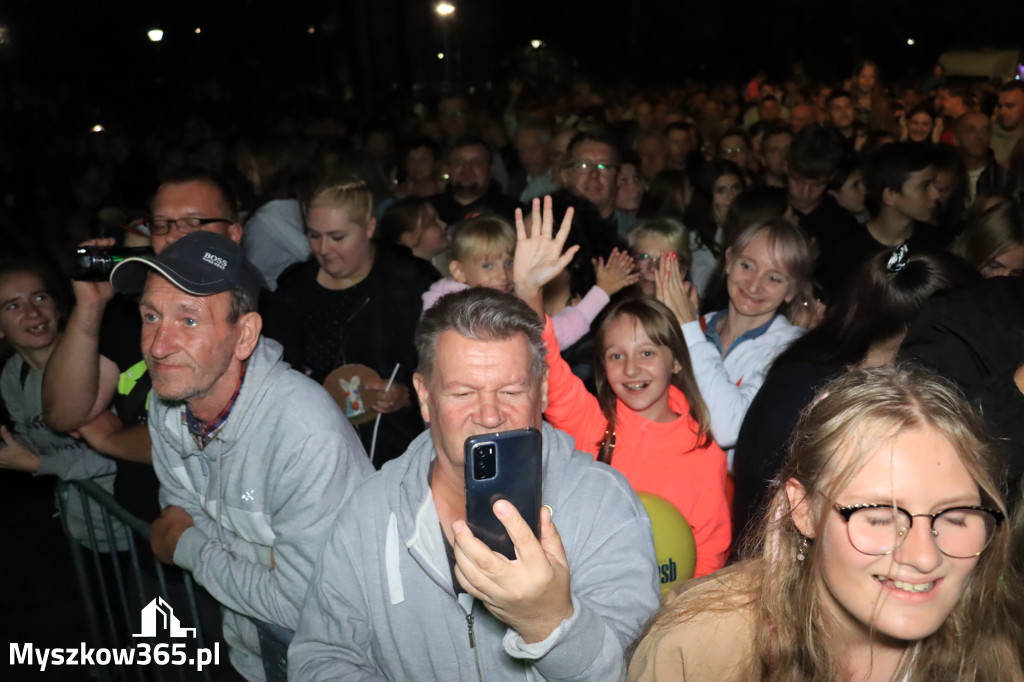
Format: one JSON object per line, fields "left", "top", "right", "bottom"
{"left": 452, "top": 502, "right": 574, "bottom": 644}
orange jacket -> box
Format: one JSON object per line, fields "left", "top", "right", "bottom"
{"left": 542, "top": 318, "right": 731, "bottom": 577}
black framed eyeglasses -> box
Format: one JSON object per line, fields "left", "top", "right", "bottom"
{"left": 566, "top": 161, "right": 618, "bottom": 174}
{"left": 148, "top": 217, "right": 234, "bottom": 236}
{"left": 833, "top": 503, "right": 1003, "bottom": 559}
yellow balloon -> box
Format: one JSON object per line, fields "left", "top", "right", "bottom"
{"left": 637, "top": 491, "right": 697, "bottom": 598}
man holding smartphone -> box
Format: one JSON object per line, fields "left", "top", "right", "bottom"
{"left": 290, "top": 288, "right": 660, "bottom": 680}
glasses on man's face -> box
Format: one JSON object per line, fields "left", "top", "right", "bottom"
{"left": 833, "top": 503, "right": 1003, "bottom": 559}
{"left": 721, "top": 146, "right": 746, "bottom": 156}
{"left": 566, "top": 160, "right": 618, "bottom": 175}
{"left": 148, "top": 217, "right": 233, "bottom": 236}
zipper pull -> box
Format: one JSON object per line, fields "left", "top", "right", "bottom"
{"left": 466, "top": 613, "right": 476, "bottom": 648}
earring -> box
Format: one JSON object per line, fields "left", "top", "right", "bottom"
{"left": 797, "top": 535, "right": 810, "bottom": 562}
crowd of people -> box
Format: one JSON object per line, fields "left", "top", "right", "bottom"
{"left": 3, "top": 60, "right": 1024, "bottom": 680}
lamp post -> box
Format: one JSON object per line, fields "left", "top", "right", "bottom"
{"left": 435, "top": 2, "right": 455, "bottom": 88}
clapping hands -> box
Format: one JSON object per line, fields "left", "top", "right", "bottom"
{"left": 654, "top": 252, "right": 699, "bottom": 325}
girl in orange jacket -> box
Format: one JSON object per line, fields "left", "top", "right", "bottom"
{"left": 515, "top": 197, "right": 731, "bottom": 577}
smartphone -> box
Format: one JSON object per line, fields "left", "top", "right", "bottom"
{"left": 464, "top": 427, "right": 543, "bottom": 560}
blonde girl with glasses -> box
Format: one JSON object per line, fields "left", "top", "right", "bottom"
{"left": 628, "top": 365, "right": 1024, "bottom": 682}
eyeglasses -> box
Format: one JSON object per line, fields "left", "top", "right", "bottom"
{"left": 148, "top": 217, "right": 234, "bottom": 236}
{"left": 566, "top": 161, "right": 618, "bottom": 174}
{"left": 721, "top": 146, "right": 746, "bottom": 156}
{"left": 833, "top": 503, "right": 1003, "bottom": 559}
{"left": 632, "top": 251, "right": 663, "bottom": 269}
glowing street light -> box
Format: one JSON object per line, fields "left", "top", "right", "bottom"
{"left": 530, "top": 39, "right": 543, "bottom": 49}
{"left": 906, "top": 38, "right": 915, "bottom": 46}
{"left": 147, "top": 29, "right": 164, "bottom": 42}
{"left": 91, "top": 124, "right": 105, "bottom": 133}
{"left": 308, "top": 26, "right": 316, "bottom": 35}
{"left": 435, "top": 3, "right": 455, "bottom": 85}
{"left": 194, "top": 27, "right": 202, "bottom": 34}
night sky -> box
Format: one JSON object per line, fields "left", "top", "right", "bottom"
{"left": 1, "top": 0, "right": 1022, "bottom": 107}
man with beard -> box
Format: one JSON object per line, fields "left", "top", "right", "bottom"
{"left": 430, "top": 135, "right": 524, "bottom": 226}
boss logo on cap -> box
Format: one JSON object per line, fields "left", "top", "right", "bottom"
{"left": 202, "top": 252, "right": 228, "bottom": 270}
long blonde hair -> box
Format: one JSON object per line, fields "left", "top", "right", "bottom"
{"left": 636, "top": 365, "right": 1023, "bottom": 681}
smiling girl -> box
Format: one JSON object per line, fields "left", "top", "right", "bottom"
{"left": 659, "top": 218, "right": 813, "bottom": 462}
{"left": 628, "top": 365, "right": 1024, "bottom": 681}
{"left": 0, "top": 261, "right": 124, "bottom": 552}
{"left": 514, "top": 198, "right": 730, "bottom": 577}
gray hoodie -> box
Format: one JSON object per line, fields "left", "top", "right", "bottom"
{"left": 1, "top": 355, "right": 125, "bottom": 552}
{"left": 289, "top": 422, "right": 660, "bottom": 681}
{"left": 150, "top": 337, "right": 373, "bottom": 681}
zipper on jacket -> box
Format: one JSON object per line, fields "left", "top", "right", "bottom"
{"left": 466, "top": 610, "right": 483, "bottom": 682}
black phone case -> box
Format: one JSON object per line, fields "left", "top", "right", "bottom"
{"left": 464, "top": 427, "right": 543, "bottom": 560}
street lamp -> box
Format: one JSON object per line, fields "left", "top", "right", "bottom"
{"left": 434, "top": 3, "right": 455, "bottom": 87}
{"left": 530, "top": 39, "right": 543, "bottom": 50}
{"left": 147, "top": 29, "right": 164, "bottom": 43}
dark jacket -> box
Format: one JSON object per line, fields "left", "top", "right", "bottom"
{"left": 429, "top": 181, "right": 524, "bottom": 226}
{"left": 276, "top": 245, "right": 440, "bottom": 466}
{"left": 899, "top": 276, "right": 1024, "bottom": 503}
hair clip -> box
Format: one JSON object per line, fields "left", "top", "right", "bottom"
{"left": 886, "top": 244, "right": 909, "bottom": 273}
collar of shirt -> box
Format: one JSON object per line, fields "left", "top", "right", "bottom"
{"left": 183, "top": 361, "right": 247, "bottom": 449}
{"left": 703, "top": 311, "right": 777, "bottom": 358}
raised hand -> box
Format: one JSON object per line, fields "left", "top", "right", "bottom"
{"left": 594, "top": 248, "right": 639, "bottom": 296}
{"left": 655, "top": 252, "right": 699, "bottom": 325}
{"left": 453, "top": 501, "right": 573, "bottom": 644}
{"left": 513, "top": 196, "right": 579, "bottom": 316}
{"left": 71, "top": 237, "right": 119, "bottom": 307}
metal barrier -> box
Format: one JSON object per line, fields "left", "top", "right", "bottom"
{"left": 55, "top": 479, "right": 292, "bottom": 682}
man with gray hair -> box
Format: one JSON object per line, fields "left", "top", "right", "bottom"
{"left": 110, "top": 231, "right": 373, "bottom": 681}
{"left": 290, "top": 288, "right": 659, "bottom": 680}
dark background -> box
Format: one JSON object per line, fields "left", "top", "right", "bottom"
{"left": 2, "top": 0, "right": 1022, "bottom": 114}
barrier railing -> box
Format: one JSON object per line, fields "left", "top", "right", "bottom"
{"left": 54, "top": 479, "right": 291, "bottom": 682}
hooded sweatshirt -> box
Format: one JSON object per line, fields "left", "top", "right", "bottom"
{"left": 540, "top": 318, "right": 731, "bottom": 577}
{"left": 150, "top": 337, "right": 373, "bottom": 682}
{"left": 289, "top": 423, "right": 660, "bottom": 681}
{"left": 1, "top": 354, "right": 124, "bottom": 552}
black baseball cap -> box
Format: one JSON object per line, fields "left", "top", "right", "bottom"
{"left": 110, "top": 231, "right": 263, "bottom": 302}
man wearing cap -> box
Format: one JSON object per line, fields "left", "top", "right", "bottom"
{"left": 111, "top": 231, "right": 373, "bottom": 682}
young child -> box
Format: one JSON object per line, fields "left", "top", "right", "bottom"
{"left": 423, "top": 211, "right": 637, "bottom": 348}
{"left": 0, "top": 261, "right": 125, "bottom": 552}
{"left": 627, "top": 218, "right": 692, "bottom": 298}
{"left": 514, "top": 198, "right": 731, "bottom": 577}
